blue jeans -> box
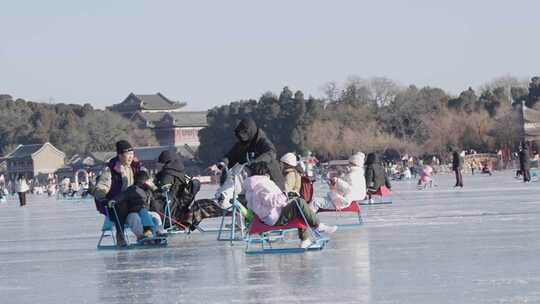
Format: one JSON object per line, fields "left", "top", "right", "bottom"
{"left": 138, "top": 208, "right": 155, "bottom": 229}
{"left": 126, "top": 211, "right": 164, "bottom": 239}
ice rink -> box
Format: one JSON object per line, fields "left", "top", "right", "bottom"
{"left": 1, "top": 170, "right": 540, "bottom": 304}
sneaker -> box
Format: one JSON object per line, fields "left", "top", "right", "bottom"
{"left": 317, "top": 223, "right": 338, "bottom": 234}
{"left": 143, "top": 229, "right": 153, "bottom": 239}
{"left": 156, "top": 230, "right": 168, "bottom": 237}
{"left": 300, "top": 239, "right": 313, "bottom": 249}
{"left": 368, "top": 198, "right": 374, "bottom": 204}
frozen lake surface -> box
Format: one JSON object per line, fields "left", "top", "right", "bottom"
{"left": 1, "top": 170, "right": 540, "bottom": 304}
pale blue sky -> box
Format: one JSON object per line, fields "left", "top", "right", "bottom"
{"left": 1, "top": 0, "right": 538, "bottom": 110}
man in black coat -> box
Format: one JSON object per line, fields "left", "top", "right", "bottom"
{"left": 518, "top": 143, "right": 531, "bottom": 182}
{"left": 211, "top": 118, "right": 285, "bottom": 190}
{"left": 155, "top": 150, "right": 191, "bottom": 227}
{"left": 452, "top": 151, "right": 464, "bottom": 187}
{"left": 157, "top": 150, "right": 225, "bottom": 230}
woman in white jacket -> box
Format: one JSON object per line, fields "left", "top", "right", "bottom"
{"left": 15, "top": 174, "right": 30, "bottom": 207}
{"left": 311, "top": 152, "right": 367, "bottom": 211}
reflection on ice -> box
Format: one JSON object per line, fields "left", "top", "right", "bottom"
{"left": 1, "top": 171, "right": 540, "bottom": 303}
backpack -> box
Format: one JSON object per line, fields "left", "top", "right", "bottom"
{"left": 299, "top": 176, "right": 313, "bottom": 203}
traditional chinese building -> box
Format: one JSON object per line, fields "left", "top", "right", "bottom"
{"left": 108, "top": 93, "right": 207, "bottom": 147}
{"left": 5, "top": 142, "right": 65, "bottom": 181}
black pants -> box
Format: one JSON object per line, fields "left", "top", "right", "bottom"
{"left": 18, "top": 192, "right": 26, "bottom": 206}
{"left": 454, "top": 169, "right": 463, "bottom": 187}
{"left": 107, "top": 201, "right": 129, "bottom": 237}
{"left": 522, "top": 169, "right": 531, "bottom": 182}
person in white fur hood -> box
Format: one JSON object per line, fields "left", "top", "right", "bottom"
{"left": 311, "top": 152, "right": 367, "bottom": 211}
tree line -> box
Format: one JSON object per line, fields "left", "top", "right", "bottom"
{"left": 198, "top": 76, "right": 540, "bottom": 164}
{"left": 0, "top": 95, "right": 157, "bottom": 156}
{"left": 2, "top": 75, "right": 539, "bottom": 163}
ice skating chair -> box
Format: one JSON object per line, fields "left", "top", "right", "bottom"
{"left": 317, "top": 201, "right": 363, "bottom": 228}
{"left": 245, "top": 199, "right": 330, "bottom": 254}
{"left": 217, "top": 198, "right": 248, "bottom": 243}
{"left": 97, "top": 202, "right": 167, "bottom": 250}
{"left": 161, "top": 184, "right": 188, "bottom": 235}
{"left": 216, "top": 162, "right": 251, "bottom": 242}
{"left": 360, "top": 186, "right": 392, "bottom": 205}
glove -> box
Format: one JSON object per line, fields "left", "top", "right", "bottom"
{"left": 287, "top": 192, "right": 299, "bottom": 198}
{"left": 107, "top": 200, "right": 116, "bottom": 208}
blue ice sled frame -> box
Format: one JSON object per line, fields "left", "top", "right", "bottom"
{"left": 162, "top": 185, "right": 222, "bottom": 235}
{"left": 245, "top": 199, "right": 330, "bottom": 254}
{"left": 97, "top": 203, "right": 167, "bottom": 250}
{"left": 217, "top": 199, "right": 247, "bottom": 242}
{"left": 216, "top": 161, "right": 251, "bottom": 242}
{"left": 161, "top": 185, "right": 188, "bottom": 235}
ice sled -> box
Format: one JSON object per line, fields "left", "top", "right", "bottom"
{"left": 217, "top": 199, "right": 248, "bottom": 242}
{"left": 245, "top": 199, "right": 330, "bottom": 254}
{"left": 97, "top": 205, "right": 168, "bottom": 250}
{"left": 361, "top": 185, "right": 392, "bottom": 205}
{"left": 317, "top": 201, "right": 363, "bottom": 228}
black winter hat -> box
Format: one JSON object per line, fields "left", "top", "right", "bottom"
{"left": 134, "top": 170, "right": 150, "bottom": 184}
{"left": 158, "top": 150, "right": 176, "bottom": 164}
{"left": 116, "top": 140, "right": 133, "bottom": 154}
{"left": 234, "top": 118, "right": 258, "bottom": 143}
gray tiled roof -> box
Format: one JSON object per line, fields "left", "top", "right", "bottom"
{"left": 90, "top": 146, "right": 195, "bottom": 163}
{"left": 137, "top": 112, "right": 168, "bottom": 123}
{"left": 167, "top": 111, "right": 208, "bottom": 127}
{"left": 138, "top": 111, "right": 208, "bottom": 127}
{"left": 7, "top": 144, "right": 43, "bottom": 158}
{"left": 108, "top": 93, "right": 186, "bottom": 112}
{"left": 136, "top": 93, "right": 185, "bottom": 111}
{"left": 133, "top": 146, "right": 174, "bottom": 161}
{"left": 90, "top": 151, "right": 116, "bottom": 163}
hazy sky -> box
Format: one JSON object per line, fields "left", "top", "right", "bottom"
{"left": 1, "top": 0, "right": 538, "bottom": 110}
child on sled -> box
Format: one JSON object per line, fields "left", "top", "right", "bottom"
{"left": 417, "top": 164, "right": 434, "bottom": 189}
{"left": 480, "top": 161, "right": 493, "bottom": 176}
{"left": 121, "top": 171, "right": 167, "bottom": 239}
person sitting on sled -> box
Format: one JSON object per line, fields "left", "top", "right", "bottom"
{"left": 155, "top": 150, "right": 225, "bottom": 231}
{"left": 243, "top": 162, "right": 337, "bottom": 248}
{"left": 280, "top": 152, "right": 302, "bottom": 195}
{"left": 310, "top": 152, "right": 367, "bottom": 211}
{"left": 94, "top": 140, "right": 145, "bottom": 246}
{"left": 417, "top": 163, "right": 434, "bottom": 189}
{"left": 120, "top": 170, "right": 167, "bottom": 239}
{"left": 480, "top": 161, "right": 493, "bottom": 176}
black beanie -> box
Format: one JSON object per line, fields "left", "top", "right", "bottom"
{"left": 116, "top": 140, "right": 133, "bottom": 155}
{"left": 158, "top": 150, "right": 176, "bottom": 164}
{"left": 134, "top": 170, "right": 150, "bottom": 185}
